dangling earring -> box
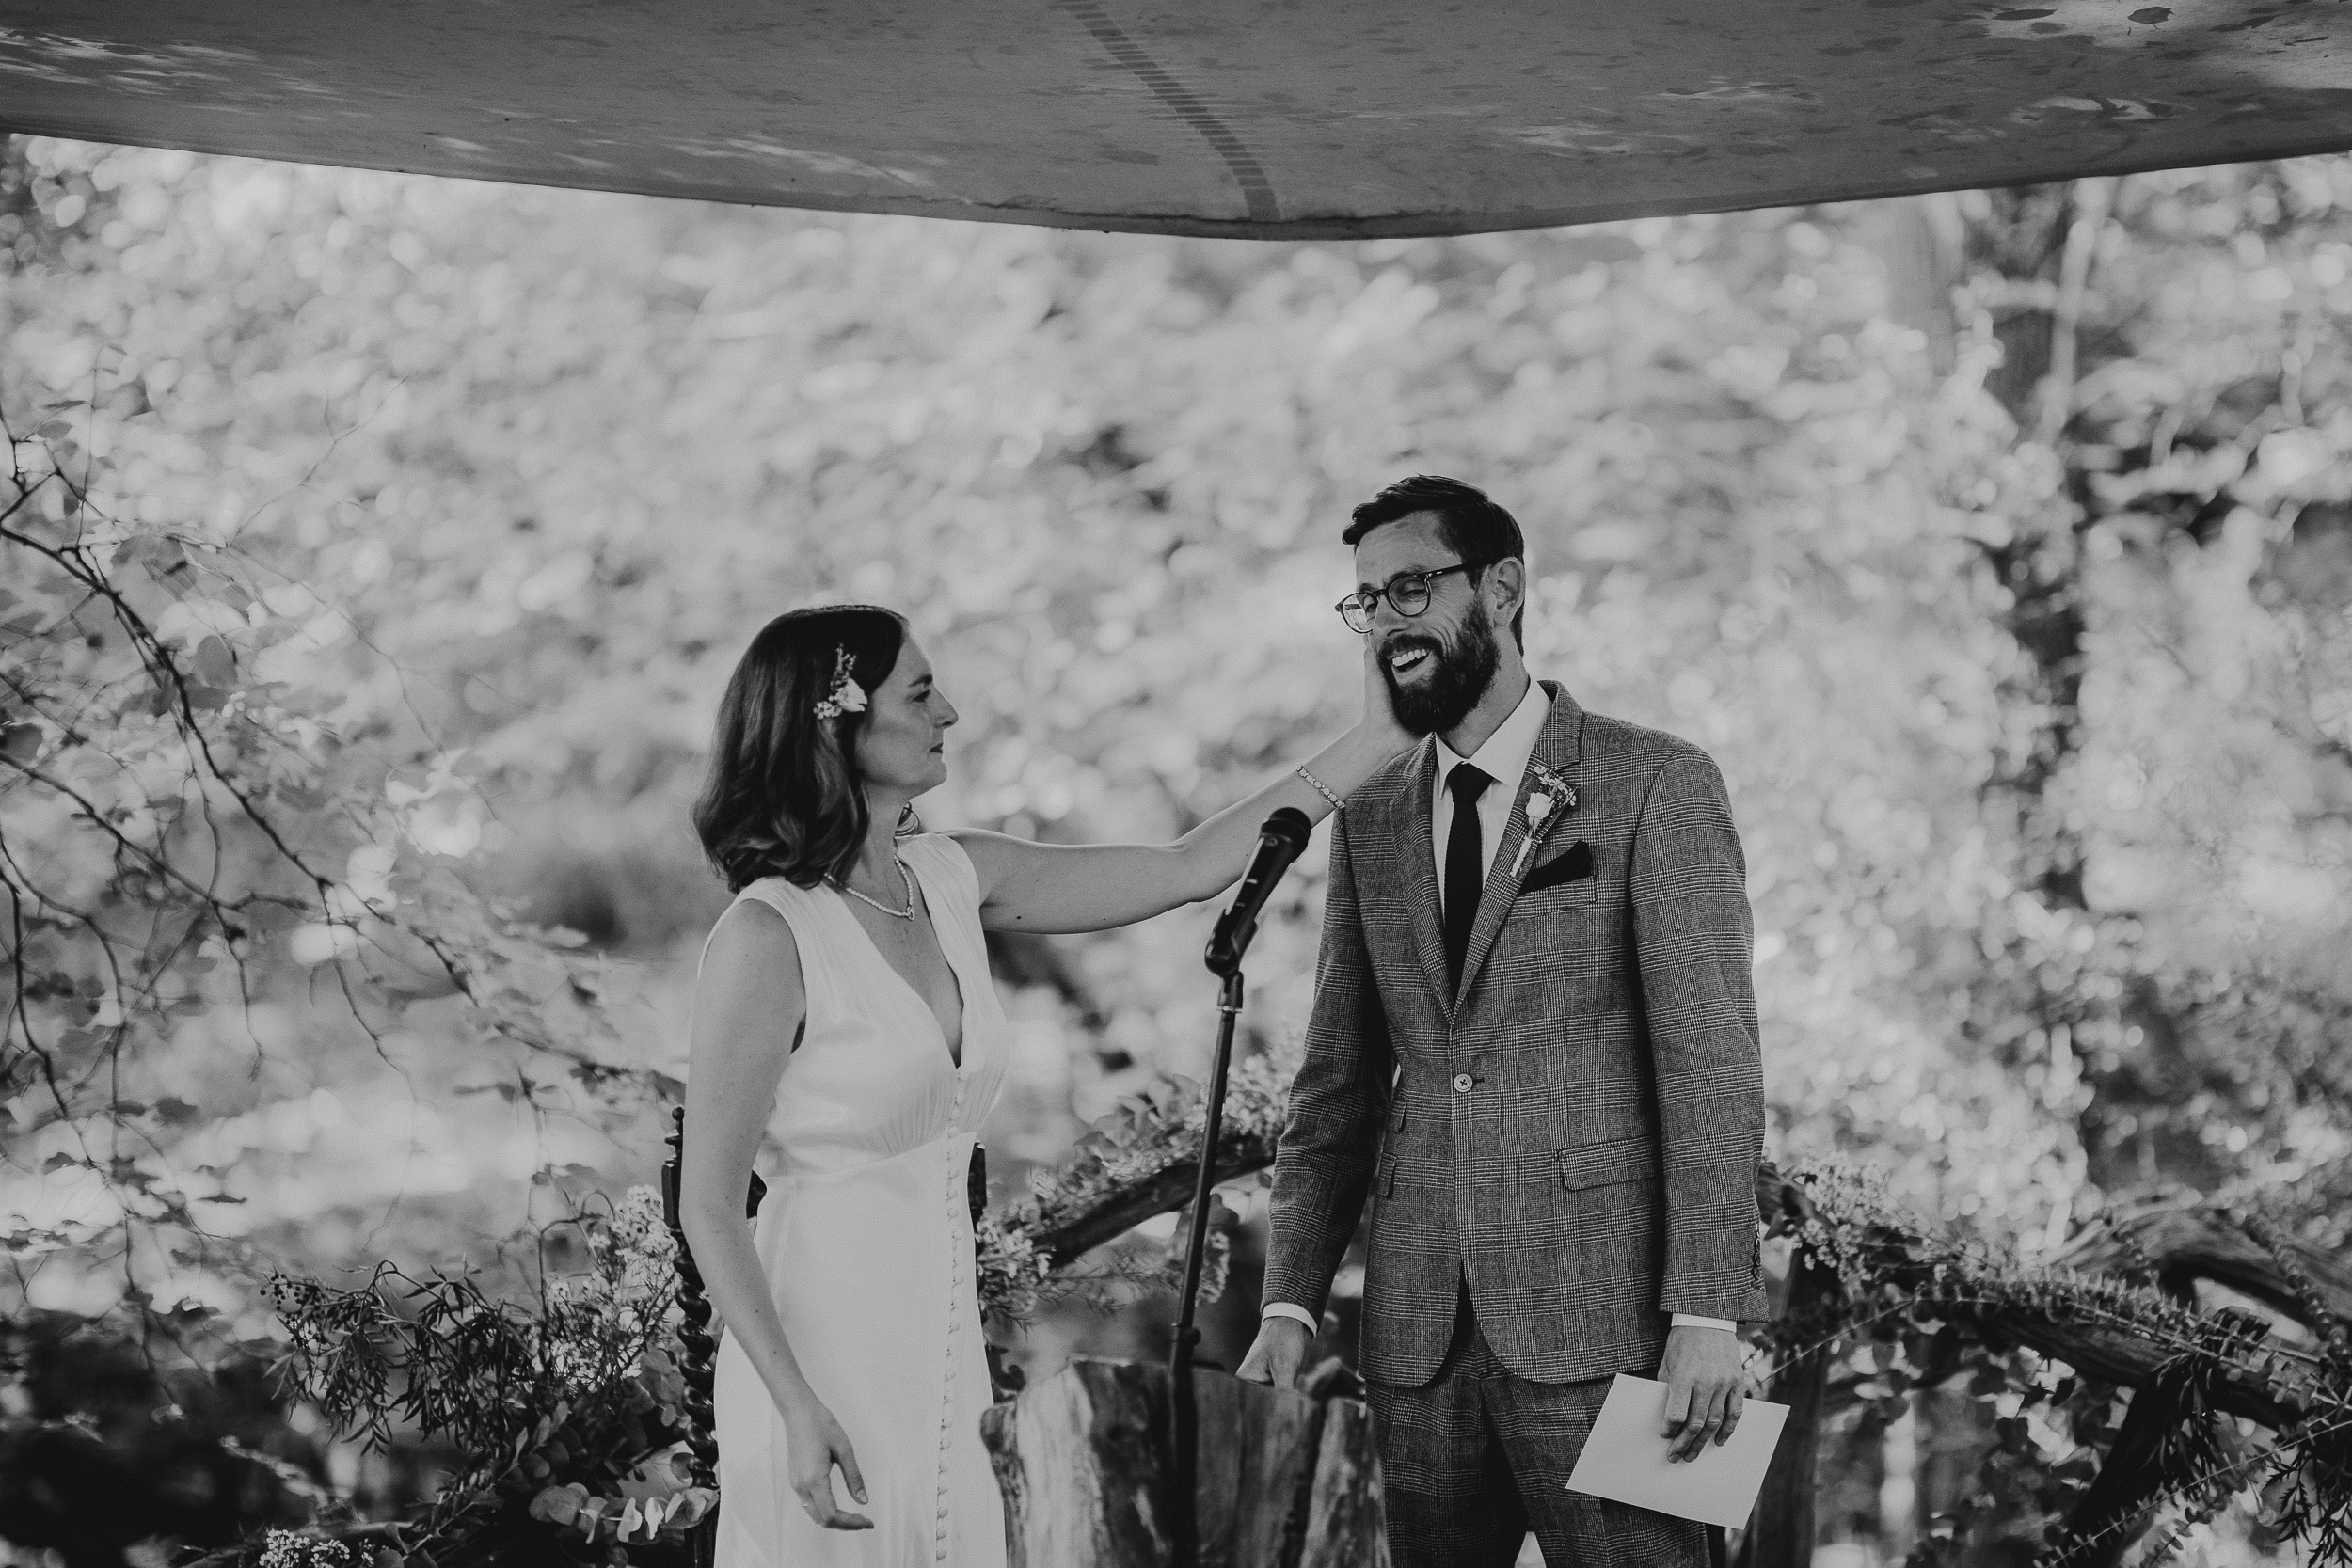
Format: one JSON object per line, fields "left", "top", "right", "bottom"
{"left": 896, "top": 802, "right": 923, "bottom": 837}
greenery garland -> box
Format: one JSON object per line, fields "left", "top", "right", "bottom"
{"left": 1765, "top": 1162, "right": 2352, "bottom": 1566}
{"left": 226, "top": 1086, "right": 2348, "bottom": 1568}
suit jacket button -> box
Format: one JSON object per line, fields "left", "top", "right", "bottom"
{"left": 1453, "top": 1073, "right": 1473, "bottom": 1093}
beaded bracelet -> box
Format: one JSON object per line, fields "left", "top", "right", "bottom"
{"left": 1295, "top": 764, "right": 1345, "bottom": 812}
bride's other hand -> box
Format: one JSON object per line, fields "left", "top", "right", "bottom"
{"left": 782, "top": 1398, "right": 873, "bottom": 1530}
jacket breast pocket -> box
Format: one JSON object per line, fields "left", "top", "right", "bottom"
{"left": 1521, "top": 839, "right": 1597, "bottom": 904}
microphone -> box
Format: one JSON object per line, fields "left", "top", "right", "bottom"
{"left": 1204, "top": 806, "right": 1313, "bottom": 976}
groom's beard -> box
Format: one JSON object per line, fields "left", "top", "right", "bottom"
{"left": 1381, "top": 600, "right": 1502, "bottom": 737}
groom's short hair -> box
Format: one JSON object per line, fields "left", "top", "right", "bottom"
{"left": 1343, "top": 475, "right": 1527, "bottom": 648}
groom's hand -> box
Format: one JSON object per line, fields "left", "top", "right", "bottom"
{"left": 1659, "top": 1323, "right": 1746, "bottom": 1462}
{"left": 1235, "top": 1316, "right": 1313, "bottom": 1389}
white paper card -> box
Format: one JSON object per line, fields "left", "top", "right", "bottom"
{"left": 1564, "top": 1374, "right": 1789, "bottom": 1529}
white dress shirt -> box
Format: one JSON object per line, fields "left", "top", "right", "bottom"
{"left": 1431, "top": 675, "right": 1552, "bottom": 909}
{"left": 1263, "top": 676, "right": 1735, "bottom": 1339}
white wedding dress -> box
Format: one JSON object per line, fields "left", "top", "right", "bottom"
{"left": 700, "top": 834, "right": 1009, "bottom": 1568}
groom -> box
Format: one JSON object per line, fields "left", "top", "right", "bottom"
{"left": 1238, "top": 476, "right": 1768, "bottom": 1566}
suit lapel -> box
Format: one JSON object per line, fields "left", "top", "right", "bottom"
{"left": 1392, "top": 737, "right": 1455, "bottom": 1021}
{"left": 1454, "top": 682, "right": 1584, "bottom": 1008}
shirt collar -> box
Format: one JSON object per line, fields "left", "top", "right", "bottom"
{"left": 1435, "top": 677, "right": 1552, "bottom": 796}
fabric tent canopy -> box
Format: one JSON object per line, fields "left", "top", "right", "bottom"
{"left": 2, "top": 2, "right": 2348, "bottom": 238}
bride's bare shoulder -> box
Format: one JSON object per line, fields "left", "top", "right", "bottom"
{"left": 938, "top": 826, "right": 1017, "bottom": 884}
{"left": 696, "top": 887, "right": 803, "bottom": 990}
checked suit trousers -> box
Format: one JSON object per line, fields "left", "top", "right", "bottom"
{"left": 1364, "top": 1277, "right": 1710, "bottom": 1568}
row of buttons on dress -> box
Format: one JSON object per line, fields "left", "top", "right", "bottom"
{"left": 934, "top": 1071, "right": 971, "bottom": 1562}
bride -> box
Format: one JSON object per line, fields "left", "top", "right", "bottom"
{"left": 680, "top": 603, "right": 1409, "bottom": 1567}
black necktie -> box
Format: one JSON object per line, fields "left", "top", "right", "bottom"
{"left": 1443, "top": 763, "right": 1492, "bottom": 990}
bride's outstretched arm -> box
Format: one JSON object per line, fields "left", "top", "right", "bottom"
{"left": 956, "top": 639, "right": 1414, "bottom": 936}
{"left": 680, "top": 901, "right": 873, "bottom": 1532}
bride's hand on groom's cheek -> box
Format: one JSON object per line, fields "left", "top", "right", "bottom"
{"left": 1358, "top": 637, "right": 1414, "bottom": 756}
{"left": 1658, "top": 1324, "right": 1747, "bottom": 1463}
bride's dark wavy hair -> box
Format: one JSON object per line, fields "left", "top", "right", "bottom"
{"left": 691, "top": 605, "right": 908, "bottom": 893}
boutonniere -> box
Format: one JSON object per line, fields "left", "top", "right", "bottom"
{"left": 1509, "top": 762, "right": 1578, "bottom": 877}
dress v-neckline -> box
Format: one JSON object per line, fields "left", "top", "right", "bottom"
{"left": 830, "top": 853, "right": 969, "bottom": 1070}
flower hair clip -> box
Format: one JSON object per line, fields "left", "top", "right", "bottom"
{"left": 813, "top": 645, "right": 867, "bottom": 721}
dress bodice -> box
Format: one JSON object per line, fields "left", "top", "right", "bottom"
{"left": 696, "top": 833, "right": 1009, "bottom": 1183}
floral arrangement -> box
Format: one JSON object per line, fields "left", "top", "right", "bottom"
{"left": 972, "top": 1212, "right": 1061, "bottom": 1325}
{"left": 259, "top": 1187, "right": 712, "bottom": 1568}
{"left": 258, "top": 1530, "right": 363, "bottom": 1568}
{"left": 972, "top": 1053, "right": 1290, "bottom": 1324}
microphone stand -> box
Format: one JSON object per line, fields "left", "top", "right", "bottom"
{"left": 1168, "top": 962, "right": 1244, "bottom": 1568}
{"left": 1168, "top": 806, "right": 1306, "bottom": 1568}
{"left": 1171, "top": 843, "right": 1293, "bottom": 1568}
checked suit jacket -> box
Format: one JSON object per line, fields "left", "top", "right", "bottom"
{"left": 1262, "top": 682, "right": 1769, "bottom": 1387}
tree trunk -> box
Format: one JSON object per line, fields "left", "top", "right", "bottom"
{"left": 1296, "top": 1397, "right": 1387, "bottom": 1568}
{"left": 1857, "top": 192, "right": 1963, "bottom": 377}
{"left": 1739, "top": 1256, "right": 1839, "bottom": 1568}
{"left": 1818, "top": 1403, "right": 1889, "bottom": 1555}
{"left": 979, "top": 1356, "right": 1387, "bottom": 1568}
{"left": 983, "top": 1359, "right": 1171, "bottom": 1566}
{"left": 1962, "top": 180, "right": 2186, "bottom": 1202}
{"left": 2053, "top": 1386, "right": 2177, "bottom": 1568}
{"left": 1972, "top": 182, "right": 2079, "bottom": 424}
{"left": 1914, "top": 1384, "right": 1994, "bottom": 1555}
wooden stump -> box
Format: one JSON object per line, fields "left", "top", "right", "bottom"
{"left": 1296, "top": 1397, "right": 1386, "bottom": 1568}
{"left": 979, "top": 1357, "right": 1389, "bottom": 1568}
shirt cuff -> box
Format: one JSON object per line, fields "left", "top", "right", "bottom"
{"left": 1669, "top": 1313, "right": 1738, "bottom": 1332}
{"left": 1263, "top": 1301, "right": 1321, "bottom": 1334}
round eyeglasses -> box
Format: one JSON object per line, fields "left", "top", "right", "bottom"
{"left": 1334, "top": 562, "right": 1480, "bottom": 634}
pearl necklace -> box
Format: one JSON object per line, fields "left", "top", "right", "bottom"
{"left": 832, "top": 855, "right": 916, "bottom": 919}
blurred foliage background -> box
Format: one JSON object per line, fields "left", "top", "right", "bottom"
{"left": 2, "top": 134, "right": 2346, "bottom": 1565}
